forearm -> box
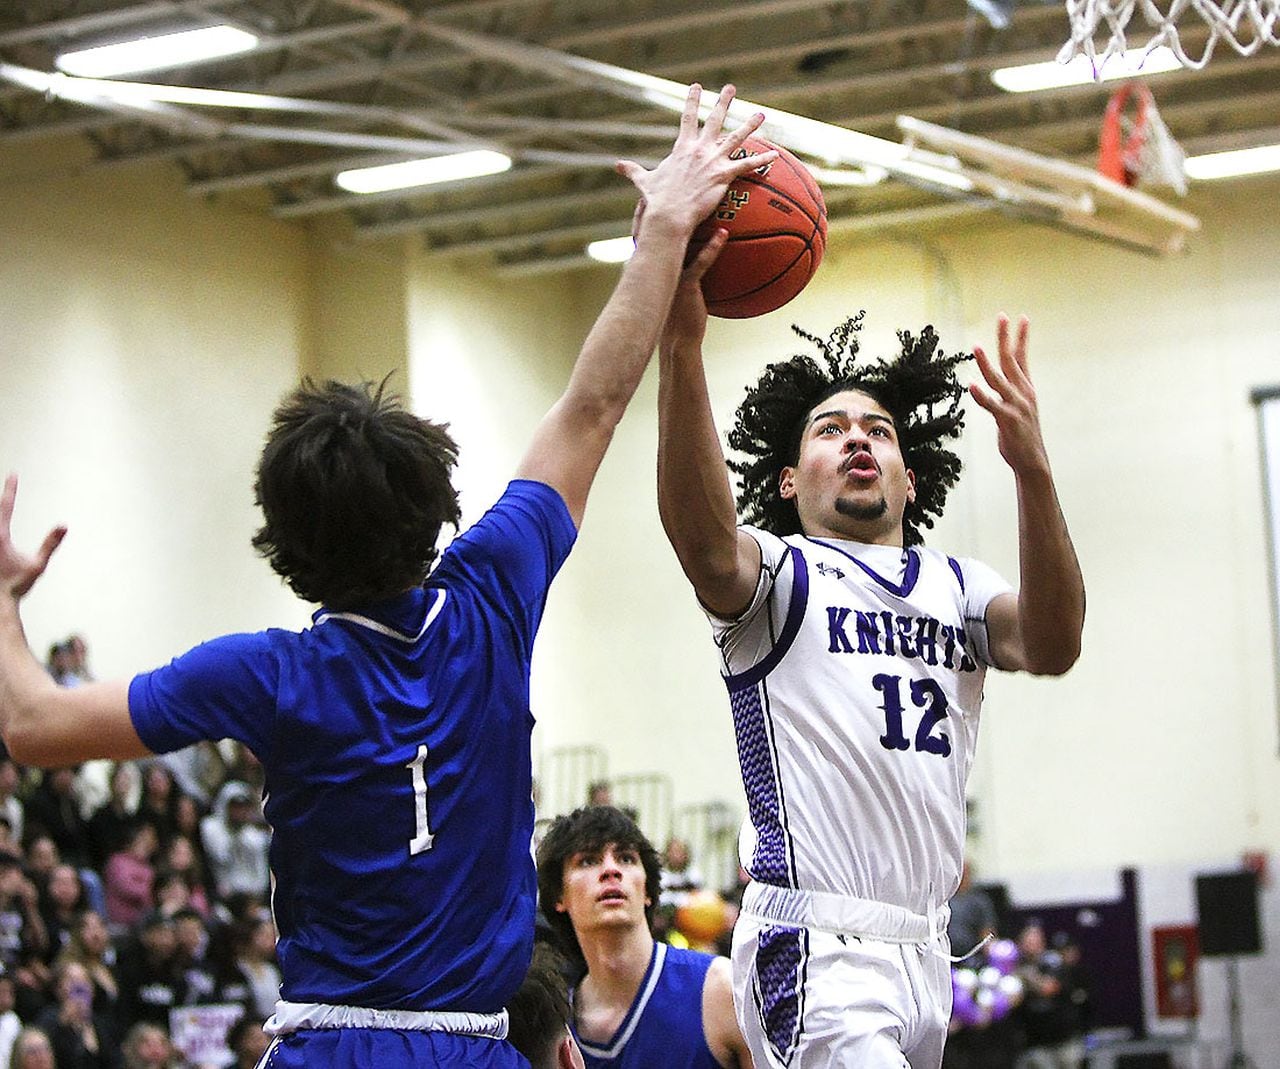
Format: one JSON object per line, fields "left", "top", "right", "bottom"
{"left": 657, "top": 334, "right": 740, "bottom": 575}
{"left": 563, "top": 218, "right": 689, "bottom": 422}
{"left": 1014, "top": 467, "right": 1085, "bottom": 675}
{"left": 0, "top": 595, "right": 61, "bottom": 756}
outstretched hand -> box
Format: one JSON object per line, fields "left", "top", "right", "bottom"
{"left": 0, "top": 475, "right": 66, "bottom": 601}
{"left": 618, "top": 83, "right": 776, "bottom": 240}
{"left": 969, "top": 315, "right": 1051, "bottom": 480}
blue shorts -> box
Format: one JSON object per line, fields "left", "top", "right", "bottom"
{"left": 258, "top": 1030, "right": 531, "bottom": 1068}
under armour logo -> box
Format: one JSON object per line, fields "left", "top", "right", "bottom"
{"left": 816, "top": 562, "right": 846, "bottom": 579}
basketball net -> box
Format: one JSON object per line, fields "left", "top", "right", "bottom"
{"left": 1060, "top": 0, "right": 1280, "bottom": 70}
{"left": 1097, "top": 82, "right": 1188, "bottom": 194}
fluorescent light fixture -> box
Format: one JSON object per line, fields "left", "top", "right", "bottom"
{"left": 991, "top": 46, "right": 1180, "bottom": 92}
{"left": 586, "top": 236, "right": 635, "bottom": 263}
{"left": 335, "top": 150, "right": 512, "bottom": 193}
{"left": 55, "top": 25, "right": 258, "bottom": 78}
{"left": 1184, "top": 143, "right": 1280, "bottom": 180}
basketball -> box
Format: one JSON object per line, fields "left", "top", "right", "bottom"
{"left": 690, "top": 137, "right": 827, "bottom": 319}
{"left": 674, "top": 889, "right": 732, "bottom": 944}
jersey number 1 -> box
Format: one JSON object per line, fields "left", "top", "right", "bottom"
{"left": 406, "top": 744, "right": 435, "bottom": 855}
{"left": 873, "top": 673, "right": 953, "bottom": 757}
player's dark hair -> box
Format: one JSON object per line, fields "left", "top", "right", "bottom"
{"left": 507, "top": 943, "right": 574, "bottom": 1069}
{"left": 728, "top": 313, "right": 971, "bottom": 547}
{"left": 252, "top": 377, "right": 461, "bottom": 609}
{"left": 536, "top": 806, "right": 663, "bottom": 965}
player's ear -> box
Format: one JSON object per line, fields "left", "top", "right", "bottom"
{"left": 906, "top": 468, "right": 916, "bottom": 504}
{"left": 560, "top": 1033, "right": 585, "bottom": 1069}
{"left": 779, "top": 466, "right": 797, "bottom": 500}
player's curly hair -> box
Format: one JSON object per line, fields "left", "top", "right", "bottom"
{"left": 252, "top": 377, "right": 461, "bottom": 609}
{"left": 536, "top": 806, "right": 663, "bottom": 967}
{"left": 727, "top": 312, "right": 971, "bottom": 547}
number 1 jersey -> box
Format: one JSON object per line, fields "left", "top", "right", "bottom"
{"left": 128, "top": 480, "right": 577, "bottom": 1015}
{"left": 711, "top": 527, "right": 1011, "bottom": 916}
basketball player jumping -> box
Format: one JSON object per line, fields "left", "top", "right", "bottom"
{"left": 0, "top": 85, "right": 775, "bottom": 1069}
{"left": 655, "top": 292, "right": 1085, "bottom": 1066}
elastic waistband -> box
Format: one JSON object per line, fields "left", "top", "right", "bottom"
{"left": 265, "top": 1000, "right": 508, "bottom": 1040}
{"left": 742, "top": 882, "right": 949, "bottom": 945}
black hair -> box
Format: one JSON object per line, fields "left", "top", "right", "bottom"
{"left": 507, "top": 943, "right": 574, "bottom": 1069}
{"left": 535, "top": 806, "right": 662, "bottom": 965}
{"left": 251, "top": 377, "right": 461, "bottom": 609}
{"left": 727, "top": 313, "right": 971, "bottom": 547}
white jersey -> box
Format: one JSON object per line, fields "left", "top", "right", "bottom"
{"left": 710, "top": 526, "right": 1011, "bottom": 916}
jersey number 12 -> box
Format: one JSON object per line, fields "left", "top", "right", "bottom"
{"left": 873, "top": 673, "right": 953, "bottom": 757}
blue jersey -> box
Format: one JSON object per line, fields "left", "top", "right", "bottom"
{"left": 129, "top": 480, "right": 575, "bottom": 1017}
{"left": 574, "top": 944, "right": 722, "bottom": 1069}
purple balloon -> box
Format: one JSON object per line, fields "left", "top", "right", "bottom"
{"left": 986, "top": 938, "right": 1019, "bottom": 975}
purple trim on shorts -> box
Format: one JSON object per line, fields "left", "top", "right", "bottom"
{"left": 752, "top": 925, "right": 807, "bottom": 1066}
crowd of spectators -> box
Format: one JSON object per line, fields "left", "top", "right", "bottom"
{"left": 0, "top": 637, "right": 277, "bottom": 1068}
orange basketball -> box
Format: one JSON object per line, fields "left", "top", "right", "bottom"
{"left": 675, "top": 889, "right": 731, "bottom": 944}
{"left": 691, "top": 137, "right": 827, "bottom": 319}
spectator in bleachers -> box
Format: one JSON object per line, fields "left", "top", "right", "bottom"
{"left": 586, "top": 780, "right": 613, "bottom": 808}
{"left": 40, "top": 862, "right": 86, "bottom": 962}
{"left": 104, "top": 825, "right": 158, "bottom": 932}
{"left": 35, "top": 958, "right": 120, "bottom": 1069}
{"left": 136, "top": 768, "right": 179, "bottom": 850}
{"left": 27, "top": 767, "right": 94, "bottom": 870}
{"left": 57, "top": 910, "right": 118, "bottom": 1021}
{"left": 0, "top": 756, "right": 25, "bottom": 846}
{"left": 225, "top": 1016, "right": 271, "bottom": 1069}
{"left": 658, "top": 835, "right": 704, "bottom": 909}
{"left": 87, "top": 765, "right": 140, "bottom": 872}
{"left": 24, "top": 834, "right": 60, "bottom": 888}
{"left": 115, "top": 913, "right": 184, "bottom": 1028}
{"left": 10, "top": 1025, "right": 56, "bottom": 1069}
{"left": 228, "top": 914, "right": 280, "bottom": 1020}
{"left": 0, "top": 968, "right": 22, "bottom": 1068}
{"left": 120, "top": 1022, "right": 175, "bottom": 1069}
{"left": 0, "top": 851, "right": 47, "bottom": 974}
{"left": 158, "top": 838, "right": 209, "bottom": 919}
{"left": 199, "top": 784, "right": 269, "bottom": 904}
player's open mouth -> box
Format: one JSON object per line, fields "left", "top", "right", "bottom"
{"left": 843, "top": 455, "right": 879, "bottom": 480}
{"left": 598, "top": 889, "right": 626, "bottom": 902}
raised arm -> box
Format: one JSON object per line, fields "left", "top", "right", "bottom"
{"left": 0, "top": 475, "right": 149, "bottom": 766}
{"left": 655, "top": 245, "right": 762, "bottom": 618}
{"left": 971, "top": 315, "right": 1085, "bottom": 676}
{"left": 516, "top": 84, "right": 776, "bottom": 527}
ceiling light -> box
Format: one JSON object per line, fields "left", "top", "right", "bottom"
{"left": 586, "top": 236, "right": 635, "bottom": 263}
{"left": 55, "top": 25, "right": 258, "bottom": 78}
{"left": 334, "top": 151, "right": 512, "bottom": 193}
{"left": 1184, "top": 144, "right": 1280, "bottom": 180}
{"left": 991, "top": 46, "right": 1180, "bottom": 92}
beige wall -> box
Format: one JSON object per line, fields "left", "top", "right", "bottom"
{"left": 0, "top": 141, "right": 314, "bottom": 673}
{"left": 2, "top": 137, "right": 1276, "bottom": 882}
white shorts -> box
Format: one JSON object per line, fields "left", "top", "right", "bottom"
{"left": 731, "top": 887, "right": 953, "bottom": 1069}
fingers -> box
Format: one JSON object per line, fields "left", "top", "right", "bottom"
{"left": 726, "top": 145, "right": 778, "bottom": 181}
{"left": 996, "top": 313, "right": 1032, "bottom": 386}
{"left": 615, "top": 158, "right": 645, "bottom": 186}
{"left": 683, "top": 229, "right": 728, "bottom": 282}
{"left": 720, "top": 110, "right": 768, "bottom": 157}
{"left": 0, "top": 474, "right": 15, "bottom": 531}
{"left": 676, "top": 83, "right": 703, "bottom": 144}
{"left": 700, "top": 83, "right": 735, "bottom": 141}
{"left": 36, "top": 526, "right": 67, "bottom": 573}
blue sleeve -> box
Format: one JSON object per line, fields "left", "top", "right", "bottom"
{"left": 128, "top": 632, "right": 280, "bottom": 760}
{"left": 431, "top": 479, "right": 577, "bottom": 656}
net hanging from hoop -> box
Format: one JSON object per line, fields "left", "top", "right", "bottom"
{"left": 1060, "top": 0, "right": 1280, "bottom": 70}
{"left": 1097, "top": 82, "right": 1188, "bottom": 194}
